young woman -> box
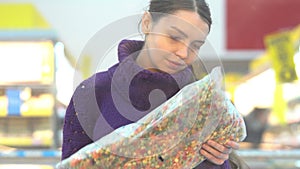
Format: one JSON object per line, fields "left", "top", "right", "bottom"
{"left": 61, "top": 0, "right": 240, "bottom": 168}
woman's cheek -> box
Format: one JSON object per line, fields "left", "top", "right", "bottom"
{"left": 156, "top": 37, "right": 176, "bottom": 52}
{"left": 189, "top": 51, "right": 199, "bottom": 62}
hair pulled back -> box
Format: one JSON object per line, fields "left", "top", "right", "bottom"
{"left": 148, "top": 0, "right": 212, "bottom": 31}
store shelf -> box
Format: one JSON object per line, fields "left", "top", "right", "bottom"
{"left": 1, "top": 149, "right": 300, "bottom": 169}
{"left": 0, "top": 136, "right": 53, "bottom": 147}
{"left": 0, "top": 96, "right": 54, "bottom": 117}
{"left": 0, "top": 149, "right": 60, "bottom": 158}
{"left": 0, "top": 165, "right": 54, "bottom": 169}
{"left": 238, "top": 149, "right": 300, "bottom": 169}
{"left": 0, "top": 31, "right": 59, "bottom": 148}
{"left": 0, "top": 30, "right": 57, "bottom": 41}
{"left": 0, "top": 149, "right": 60, "bottom": 168}
{"left": 0, "top": 116, "right": 56, "bottom": 147}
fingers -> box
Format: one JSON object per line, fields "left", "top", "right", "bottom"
{"left": 200, "top": 147, "right": 229, "bottom": 165}
{"left": 207, "top": 140, "right": 232, "bottom": 154}
{"left": 200, "top": 140, "right": 234, "bottom": 165}
{"left": 225, "top": 140, "right": 240, "bottom": 150}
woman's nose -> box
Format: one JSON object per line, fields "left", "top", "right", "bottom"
{"left": 175, "top": 43, "right": 189, "bottom": 59}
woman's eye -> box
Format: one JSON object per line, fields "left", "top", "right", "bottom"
{"left": 169, "top": 35, "right": 182, "bottom": 41}
{"left": 191, "top": 42, "right": 203, "bottom": 50}
{"left": 192, "top": 45, "right": 201, "bottom": 50}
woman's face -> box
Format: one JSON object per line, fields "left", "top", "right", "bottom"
{"left": 138, "top": 10, "right": 210, "bottom": 74}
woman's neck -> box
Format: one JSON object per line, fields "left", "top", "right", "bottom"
{"left": 136, "top": 43, "right": 164, "bottom": 73}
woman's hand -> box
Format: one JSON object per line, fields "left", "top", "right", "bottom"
{"left": 200, "top": 140, "right": 239, "bottom": 165}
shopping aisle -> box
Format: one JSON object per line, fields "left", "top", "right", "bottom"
{"left": 1, "top": 148, "right": 300, "bottom": 169}
{"left": 239, "top": 149, "right": 300, "bottom": 169}
{"left": 0, "top": 165, "right": 53, "bottom": 169}
{"left": 0, "top": 149, "right": 60, "bottom": 169}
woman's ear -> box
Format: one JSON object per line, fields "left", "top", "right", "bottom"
{"left": 141, "top": 11, "right": 152, "bottom": 34}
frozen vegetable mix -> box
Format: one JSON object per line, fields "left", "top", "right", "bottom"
{"left": 56, "top": 67, "right": 246, "bottom": 169}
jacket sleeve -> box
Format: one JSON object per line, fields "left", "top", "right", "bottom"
{"left": 61, "top": 76, "right": 101, "bottom": 160}
{"left": 193, "top": 159, "right": 232, "bottom": 169}
{"left": 61, "top": 98, "right": 93, "bottom": 160}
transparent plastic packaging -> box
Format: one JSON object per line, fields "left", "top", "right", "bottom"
{"left": 56, "top": 67, "right": 247, "bottom": 169}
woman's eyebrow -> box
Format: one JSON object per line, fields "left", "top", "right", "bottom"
{"left": 170, "top": 26, "right": 188, "bottom": 38}
{"left": 170, "top": 26, "right": 205, "bottom": 43}
{"left": 193, "top": 40, "right": 205, "bottom": 44}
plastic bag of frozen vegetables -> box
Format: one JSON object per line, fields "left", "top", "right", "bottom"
{"left": 56, "top": 67, "right": 246, "bottom": 169}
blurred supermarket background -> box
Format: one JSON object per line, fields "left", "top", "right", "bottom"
{"left": 0, "top": 0, "right": 300, "bottom": 169}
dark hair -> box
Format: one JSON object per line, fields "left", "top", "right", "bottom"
{"left": 148, "top": 0, "right": 212, "bottom": 31}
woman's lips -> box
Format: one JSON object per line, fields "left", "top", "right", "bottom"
{"left": 166, "top": 59, "right": 185, "bottom": 70}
